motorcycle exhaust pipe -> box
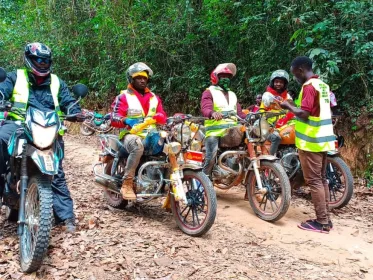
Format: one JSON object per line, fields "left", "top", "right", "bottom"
{"left": 218, "top": 150, "right": 247, "bottom": 175}
{"left": 94, "top": 174, "right": 121, "bottom": 194}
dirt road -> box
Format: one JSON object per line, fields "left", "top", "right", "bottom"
{"left": 1, "top": 135, "right": 373, "bottom": 280}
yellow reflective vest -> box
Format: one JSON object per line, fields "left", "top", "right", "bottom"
{"left": 9, "top": 69, "right": 61, "bottom": 121}
{"left": 122, "top": 89, "right": 158, "bottom": 138}
{"left": 295, "top": 78, "right": 335, "bottom": 152}
{"left": 204, "top": 86, "right": 238, "bottom": 137}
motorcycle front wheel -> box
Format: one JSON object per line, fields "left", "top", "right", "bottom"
{"left": 170, "top": 170, "right": 217, "bottom": 237}
{"left": 246, "top": 161, "right": 291, "bottom": 222}
{"left": 327, "top": 156, "right": 354, "bottom": 209}
{"left": 19, "top": 175, "right": 53, "bottom": 273}
{"left": 80, "top": 122, "right": 95, "bottom": 136}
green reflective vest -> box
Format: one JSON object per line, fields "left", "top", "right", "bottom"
{"left": 204, "top": 86, "right": 238, "bottom": 137}
{"left": 9, "top": 69, "right": 62, "bottom": 121}
{"left": 295, "top": 78, "right": 335, "bottom": 152}
{"left": 122, "top": 89, "right": 158, "bottom": 138}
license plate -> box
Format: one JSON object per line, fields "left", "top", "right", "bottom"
{"left": 42, "top": 154, "right": 54, "bottom": 172}
{"left": 184, "top": 150, "right": 203, "bottom": 165}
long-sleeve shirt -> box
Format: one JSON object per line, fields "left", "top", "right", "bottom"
{"left": 111, "top": 85, "right": 167, "bottom": 128}
{"left": 200, "top": 89, "right": 246, "bottom": 119}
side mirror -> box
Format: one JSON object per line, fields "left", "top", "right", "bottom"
{"left": 0, "top": 68, "right": 7, "bottom": 83}
{"left": 72, "top": 84, "right": 88, "bottom": 98}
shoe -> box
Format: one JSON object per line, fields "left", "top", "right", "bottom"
{"left": 298, "top": 220, "right": 331, "bottom": 234}
{"left": 306, "top": 219, "right": 333, "bottom": 229}
{"left": 120, "top": 178, "right": 136, "bottom": 200}
{"left": 63, "top": 218, "right": 76, "bottom": 233}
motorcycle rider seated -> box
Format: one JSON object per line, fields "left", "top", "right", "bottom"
{"left": 260, "top": 70, "right": 293, "bottom": 155}
{"left": 110, "top": 62, "right": 167, "bottom": 200}
{"left": 200, "top": 63, "right": 246, "bottom": 178}
{"left": 246, "top": 94, "right": 262, "bottom": 113}
{"left": 0, "top": 42, "right": 83, "bottom": 232}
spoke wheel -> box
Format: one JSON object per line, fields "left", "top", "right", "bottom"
{"left": 246, "top": 161, "right": 291, "bottom": 222}
{"left": 327, "top": 156, "right": 354, "bottom": 209}
{"left": 103, "top": 159, "right": 128, "bottom": 208}
{"left": 80, "top": 123, "right": 95, "bottom": 136}
{"left": 20, "top": 175, "right": 53, "bottom": 273}
{"left": 171, "top": 170, "right": 216, "bottom": 237}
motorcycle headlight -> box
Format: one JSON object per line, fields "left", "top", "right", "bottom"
{"left": 163, "top": 142, "right": 181, "bottom": 155}
{"left": 31, "top": 123, "right": 58, "bottom": 149}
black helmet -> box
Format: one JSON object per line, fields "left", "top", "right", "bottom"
{"left": 24, "top": 42, "right": 52, "bottom": 77}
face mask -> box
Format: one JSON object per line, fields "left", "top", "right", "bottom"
{"left": 218, "top": 78, "right": 231, "bottom": 90}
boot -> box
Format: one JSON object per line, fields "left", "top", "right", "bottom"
{"left": 120, "top": 178, "right": 136, "bottom": 200}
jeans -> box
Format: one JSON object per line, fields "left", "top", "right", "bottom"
{"left": 267, "top": 130, "right": 281, "bottom": 155}
{"left": 121, "top": 134, "right": 144, "bottom": 180}
{"left": 202, "top": 136, "right": 219, "bottom": 177}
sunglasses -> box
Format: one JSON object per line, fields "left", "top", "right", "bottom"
{"left": 31, "top": 57, "right": 51, "bottom": 64}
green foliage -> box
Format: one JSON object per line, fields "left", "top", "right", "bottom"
{"left": 0, "top": 0, "right": 372, "bottom": 114}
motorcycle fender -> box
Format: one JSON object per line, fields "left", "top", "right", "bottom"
{"left": 180, "top": 163, "right": 203, "bottom": 171}
{"left": 257, "top": 155, "right": 278, "bottom": 161}
{"left": 27, "top": 145, "right": 59, "bottom": 175}
{"left": 327, "top": 151, "right": 340, "bottom": 156}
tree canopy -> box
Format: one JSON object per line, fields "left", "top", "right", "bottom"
{"left": 0, "top": 0, "right": 372, "bottom": 115}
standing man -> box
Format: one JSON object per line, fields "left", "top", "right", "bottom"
{"left": 280, "top": 56, "right": 335, "bottom": 233}
{"left": 111, "top": 62, "right": 167, "bottom": 200}
{"left": 0, "top": 42, "right": 82, "bottom": 232}
{"left": 200, "top": 63, "right": 246, "bottom": 177}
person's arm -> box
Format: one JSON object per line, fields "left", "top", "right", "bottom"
{"left": 200, "top": 90, "right": 214, "bottom": 118}
{"left": 237, "top": 102, "right": 246, "bottom": 119}
{"left": 152, "top": 96, "right": 167, "bottom": 124}
{"left": 0, "top": 72, "right": 17, "bottom": 100}
{"left": 58, "top": 79, "right": 81, "bottom": 114}
{"left": 110, "top": 93, "right": 128, "bottom": 128}
{"left": 280, "top": 84, "right": 317, "bottom": 120}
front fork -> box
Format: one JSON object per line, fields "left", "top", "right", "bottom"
{"left": 169, "top": 153, "right": 188, "bottom": 203}
{"left": 17, "top": 143, "right": 28, "bottom": 236}
{"left": 247, "top": 142, "right": 267, "bottom": 194}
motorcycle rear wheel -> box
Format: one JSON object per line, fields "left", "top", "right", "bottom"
{"left": 327, "top": 156, "right": 354, "bottom": 209}
{"left": 20, "top": 175, "right": 53, "bottom": 273}
{"left": 246, "top": 161, "right": 291, "bottom": 222}
{"left": 80, "top": 123, "right": 95, "bottom": 136}
{"left": 170, "top": 170, "right": 217, "bottom": 237}
{"left": 103, "top": 159, "right": 128, "bottom": 209}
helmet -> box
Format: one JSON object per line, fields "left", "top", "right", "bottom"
{"left": 210, "top": 63, "right": 237, "bottom": 85}
{"left": 126, "top": 62, "right": 153, "bottom": 83}
{"left": 269, "top": 69, "right": 289, "bottom": 88}
{"left": 24, "top": 42, "right": 52, "bottom": 77}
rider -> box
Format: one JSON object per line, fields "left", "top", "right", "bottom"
{"left": 200, "top": 63, "right": 246, "bottom": 177}
{"left": 0, "top": 42, "right": 82, "bottom": 232}
{"left": 111, "top": 62, "right": 167, "bottom": 200}
{"left": 260, "top": 70, "right": 293, "bottom": 155}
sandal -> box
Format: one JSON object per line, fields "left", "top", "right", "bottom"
{"left": 298, "top": 220, "right": 330, "bottom": 234}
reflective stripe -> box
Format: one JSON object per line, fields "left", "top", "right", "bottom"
{"left": 204, "top": 86, "right": 238, "bottom": 137}
{"left": 296, "top": 118, "right": 332, "bottom": 127}
{"left": 205, "top": 123, "right": 236, "bottom": 131}
{"left": 295, "top": 131, "right": 336, "bottom": 143}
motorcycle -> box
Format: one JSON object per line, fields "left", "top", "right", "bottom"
{"left": 80, "top": 109, "right": 112, "bottom": 136}
{"left": 260, "top": 94, "right": 354, "bottom": 209}
{"left": 0, "top": 67, "right": 88, "bottom": 272}
{"left": 177, "top": 112, "right": 292, "bottom": 222}
{"left": 93, "top": 117, "right": 217, "bottom": 237}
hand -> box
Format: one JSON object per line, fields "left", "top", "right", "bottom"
{"left": 75, "top": 113, "right": 86, "bottom": 122}
{"left": 211, "top": 112, "right": 223, "bottom": 121}
{"left": 280, "top": 100, "right": 291, "bottom": 110}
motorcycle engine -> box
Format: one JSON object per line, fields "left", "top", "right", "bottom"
{"left": 135, "top": 165, "right": 163, "bottom": 194}
{"left": 278, "top": 147, "right": 299, "bottom": 177}
{"left": 212, "top": 156, "right": 239, "bottom": 185}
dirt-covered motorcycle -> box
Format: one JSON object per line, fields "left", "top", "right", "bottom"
{"left": 178, "top": 112, "right": 292, "bottom": 222}
{"left": 93, "top": 117, "right": 217, "bottom": 237}
{"left": 79, "top": 109, "right": 112, "bottom": 136}
{"left": 0, "top": 68, "right": 88, "bottom": 272}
